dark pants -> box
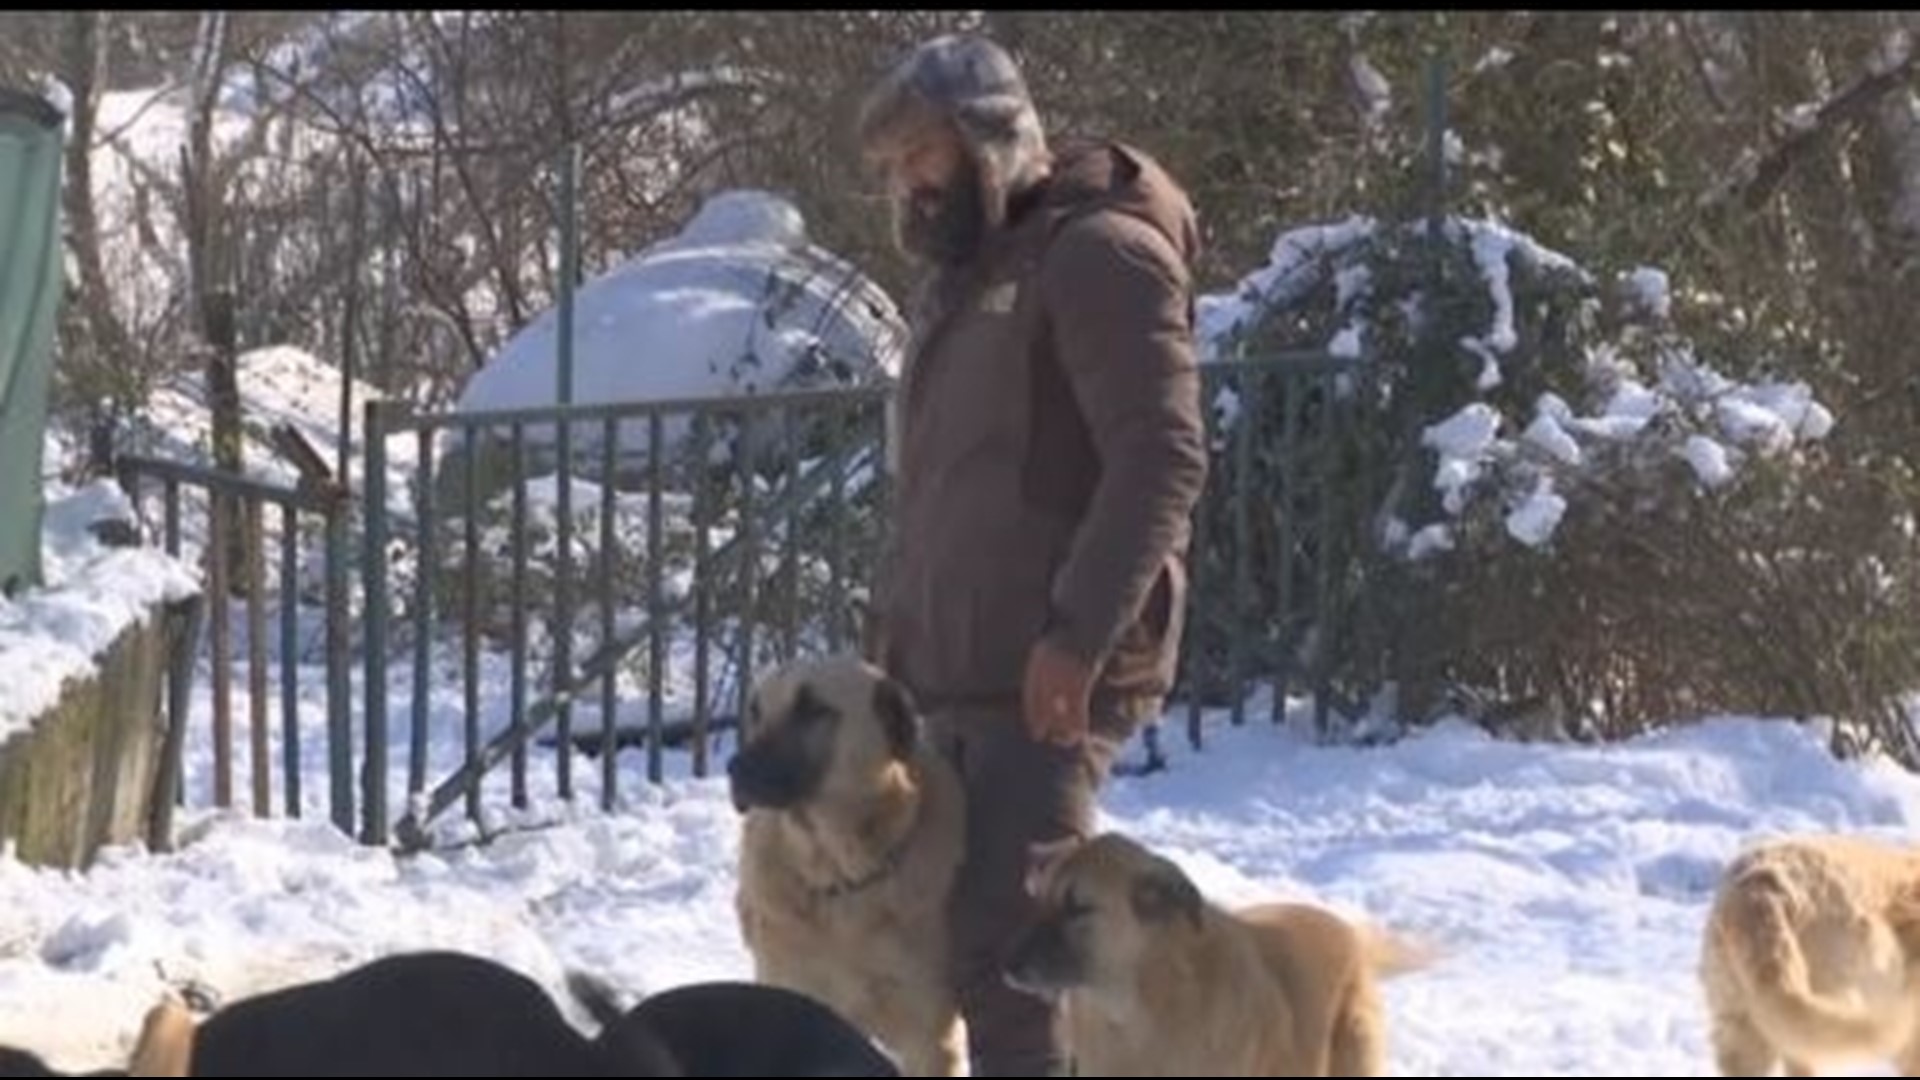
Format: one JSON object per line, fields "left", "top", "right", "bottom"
{"left": 926, "top": 701, "right": 1144, "bottom": 1078}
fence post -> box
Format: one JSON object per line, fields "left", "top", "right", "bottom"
{"left": 553, "top": 142, "right": 581, "bottom": 802}
{"left": 324, "top": 488, "right": 353, "bottom": 837}
{"left": 361, "top": 399, "right": 391, "bottom": 844}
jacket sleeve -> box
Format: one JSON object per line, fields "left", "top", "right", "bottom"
{"left": 1035, "top": 211, "right": 1209, "bottom": 669}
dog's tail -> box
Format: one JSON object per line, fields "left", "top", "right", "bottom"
{"left": 1359, "top": 922, "right": 1443, "bottom": 980}
{"left": 1715, "top": 866, "right": 1893, "bottom": 1058}
{"left": 126, "top": 995, "right": 195, "bottom": 1078}
{"left": 565, "top": 969, "right": 639, "bottom": 1031}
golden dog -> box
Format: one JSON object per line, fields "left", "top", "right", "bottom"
{"left": 728, "top": 655, "right": 967, "bottom": 1076}
{"left": 1005, "top": 831, "right": 1436, "bottom": 1076}
{"left": 1699, "top": 833, "right": 1920, "bottom": 1076}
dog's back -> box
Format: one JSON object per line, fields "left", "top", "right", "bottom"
{"left": 191, "top": 950, "right": 675, "bottom": 1077}
{"left": 1233, "top": 902, "right": 1432, "bottom": 1077}
{"left": 573, "top": 974, "right": 897, "bottom": 1077}
{"left": 1700, "top": 836, "right": 1920, "bottom": 1073}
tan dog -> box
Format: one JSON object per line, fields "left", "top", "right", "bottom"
{"left": 1005, "top": 831, "right": 1436, "bottom": 1077}
{"left": 728, "top": 655, "right": 967, "bottom": 1076}
{"left": 1698, "top": 833, "right": 1920, "bottom": 1076}
{"left": 126, "top": 997, "right": 195, "bottom": 1077}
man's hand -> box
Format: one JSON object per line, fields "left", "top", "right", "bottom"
{"left": 1023, "top": 638, "right": 1094, "bottom": 747}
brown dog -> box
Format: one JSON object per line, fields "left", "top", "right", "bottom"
{"left": 1698, "top": 833, "right": 1920, "bottom": 1076}
{"left": 728, "top": 655, "right": 967, "bottom": 1076}
{"left": 1005, "top": 831, "right": 1436, "bottom": 1076}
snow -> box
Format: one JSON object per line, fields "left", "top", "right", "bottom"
{"left": 1625, "top": 266, "right": 1672, "bottom": 322}
{"left": 1196, "top": 216, "right": 1377, "bottom": 360}
{"left": 120, "top": 345, "right": 419, "bottom": 557}
{"left": 452, "top": 189, "right": 906, "bottom": 458}
{"left": 0, "top": 482, "right": 198, "bottom": 745}
{"left": 6, "top": 703, "right": 1920, "bottom": 1074}
{"left": 1522, "top": 412, "right": 1583, "bottom": 467}
{"left": 1198, "top": 213, "right": 1839, "bottom": 559}
{"left": 1505, "top": 481, "right": 1568, "bottom": 548}
{"left": 1682, "top": 435, "right": 1737, "bottom": 489}
{"left": 1423, "top": 403, "right": 1501, "bottom": 514}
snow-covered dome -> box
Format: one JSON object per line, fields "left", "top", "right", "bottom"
{"left": 451, "top": 189, "right": 904, "bottom": 464}
{"left": 668, "top": 189, "right": 808, "bottom": 251}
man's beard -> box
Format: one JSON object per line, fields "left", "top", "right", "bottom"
{"left": 894, "top": 160, "right": 987, "bottom": 268}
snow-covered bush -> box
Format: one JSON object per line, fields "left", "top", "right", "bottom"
{"left": 1192, "top": 213, "right": 1920, "bottom": 759}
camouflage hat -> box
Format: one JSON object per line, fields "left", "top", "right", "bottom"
{"left": 857, "top": 34, "right": 1052, "bottom": 226}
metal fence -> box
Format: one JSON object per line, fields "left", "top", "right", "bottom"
{"left": 1174, "top": 350, "right": 1386, "bottom": 756}
{"left": 115, "top": 447, "right": 355, "bottom": 840}
{"left": 113, "top": 351, "right": 1382, "bottom": 848}
{"left": 359, "top": 385, "right": 891, "bottom": 848}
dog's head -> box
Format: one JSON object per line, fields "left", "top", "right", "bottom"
{"left": 727, "top": 655, "right": 921, "bottom": 815}
{"left": 1003, "top": 831, "right": 1205, "bottom": 1000}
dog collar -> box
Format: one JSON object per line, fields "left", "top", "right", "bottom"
{"left": 813, "top": 805, "right": 920, "bottom": 901}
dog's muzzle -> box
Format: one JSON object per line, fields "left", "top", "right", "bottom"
{"left": 726, "top": 748, "right": 804, "bottom": 814}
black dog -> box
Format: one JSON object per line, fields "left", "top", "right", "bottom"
{"left": 192, "top": 950, "right": 682, "bottom": 1077}
{"left": 570, "top": 973, "right": 900, "bottom": 1077}
{"left": 4, "top": 951, "right": 682, "bottom": 1077}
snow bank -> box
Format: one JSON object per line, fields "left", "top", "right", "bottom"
{"left": 0, "top": 482, "right": 199, "bottom": 744}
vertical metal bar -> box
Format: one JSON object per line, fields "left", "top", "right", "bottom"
{"left": 600, "top": 416, "right": 618, "bottom": 810}
{"left": 867, "top": 394, "right": 891, "bottom": 652}
{"left": 510, "top": 423, "right": 529, "bottom": 809}
{"left": 279, "top": 503, "right": 300, "bottom": 818}
{"left": 246, "top": 499, "right": 269, "bottom": 818}
{"left": 161, "top": 477, "right": 187, "bottom": 808}
{"left": 164, "top": 478, "right": 181, "bottom": 557}
{"left": 462, "top": 427, "right": 481, "bottom": 823}
{"left": 736, "top": 409, "right": 761, "bottom": 729}
{"left": 324, "top": 495, "right": 352, "bottom": 836}
{"left": 826, "top": 401, "right": 849, "bottom": 653}
{"left": 555, "top": 429, "right": 575, "bottom": 801}
{"left": 645, "top": 413, "right": 666, "bottom": 785}
{"left": 557, "top": 143, "right": 580, "bottom": 411}
{"left": 361, "top": 399, "right": 391, "bottom": 844}
{"left": 208, "top": 489, "right": 233, "bottom": 809}
{"left": 554, "top": 141, "right": 580, "bottom": 803}
{"left": 1313, "top": 367, "right": 1338, "bottom": 735}
{"left": 1229, "top": 367, "right": 1255, "bottom": 726}
{"left": 1274, "top": 364, "right": 1301, "bottom": 725}
{"left": 691, "top": 411, "right": 713, "bottom": 779}
{"left": 779, "top": 405, "right": 801, "bottom": 661}
{"left": 1186, "top": 368, "right": 1214, "bottom": 752}
{"left": 1353, "top": 360, "right": 1380, "bottom": 730}
{"left": 410, "top": 428, "right": 436, "bottom": 801}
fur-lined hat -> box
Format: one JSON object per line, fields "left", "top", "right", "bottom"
{"left": 857, "top": 34, "right": 1052, "bottom": 228}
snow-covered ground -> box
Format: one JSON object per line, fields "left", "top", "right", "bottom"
{"left": 3, "top": 698, "right": 1917, "bottom": 1076}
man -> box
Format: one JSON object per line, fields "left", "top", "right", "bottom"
{"left": 857, "top": 33, "right": 1209, "bottom": 1077}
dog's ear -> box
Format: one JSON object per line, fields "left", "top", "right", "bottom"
{"left": 1129, "top": 860, "right": 1203, "bottom": 930}
{"left": 871, "top": 673, "right": 920, "bottom": 760}
{"left": 1024, "top": 834, "right": 1086, "bottom": 898}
